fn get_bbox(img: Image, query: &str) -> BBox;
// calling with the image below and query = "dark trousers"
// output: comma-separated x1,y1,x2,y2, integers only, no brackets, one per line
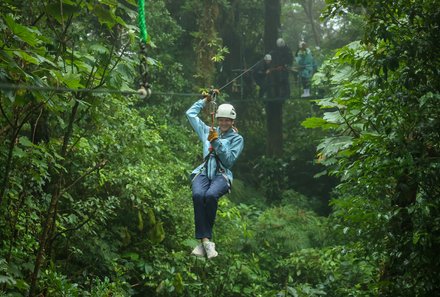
273,70,290,98
300,76,311,89
191,174,230,239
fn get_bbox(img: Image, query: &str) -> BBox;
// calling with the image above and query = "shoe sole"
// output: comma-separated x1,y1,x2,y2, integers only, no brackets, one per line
206,252,218,259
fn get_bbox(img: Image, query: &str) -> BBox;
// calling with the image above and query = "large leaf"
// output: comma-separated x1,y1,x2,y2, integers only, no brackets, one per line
301,117,338,130
323,110,344,124
12,50,39,65
53,71,84,89
93,5,118,29
317,136,354,157
4,15,41,47
45,3,78,24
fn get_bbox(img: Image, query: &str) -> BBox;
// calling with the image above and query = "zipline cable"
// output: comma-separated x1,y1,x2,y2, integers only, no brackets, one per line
217,59,262,91
0,82,303,102
0,83,199,97
0,56,265,99
0,60,265,98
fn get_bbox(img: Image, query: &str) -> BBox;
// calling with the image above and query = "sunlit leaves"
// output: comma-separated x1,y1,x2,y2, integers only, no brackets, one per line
302,116,338,130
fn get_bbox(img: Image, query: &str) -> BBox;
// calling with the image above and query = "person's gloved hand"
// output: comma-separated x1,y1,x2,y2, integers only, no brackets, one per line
208,129,218,142
203,89,220,102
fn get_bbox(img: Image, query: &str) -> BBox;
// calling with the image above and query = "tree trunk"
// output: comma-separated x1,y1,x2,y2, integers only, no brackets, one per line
28,100,80,297
264,0,283,156
219,0,242,95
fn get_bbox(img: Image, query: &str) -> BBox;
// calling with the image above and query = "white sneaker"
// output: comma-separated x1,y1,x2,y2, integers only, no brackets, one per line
203,241,218,259
301,89,310,98
191,243,206,257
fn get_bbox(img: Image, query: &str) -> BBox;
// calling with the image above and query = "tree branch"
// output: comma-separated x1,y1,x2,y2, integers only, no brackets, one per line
61,159,108,194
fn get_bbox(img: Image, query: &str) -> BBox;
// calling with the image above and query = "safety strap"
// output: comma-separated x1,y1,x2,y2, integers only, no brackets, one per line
203,150,225,177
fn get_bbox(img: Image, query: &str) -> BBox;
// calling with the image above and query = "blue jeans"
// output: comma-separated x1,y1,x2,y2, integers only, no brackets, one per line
191,173,230,239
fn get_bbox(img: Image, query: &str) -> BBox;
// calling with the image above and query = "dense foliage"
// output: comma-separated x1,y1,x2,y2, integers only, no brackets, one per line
1,0,439,296
303,0,440,295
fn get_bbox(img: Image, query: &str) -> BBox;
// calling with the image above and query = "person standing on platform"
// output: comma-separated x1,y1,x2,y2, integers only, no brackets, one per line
271,38,293,99
295,41,315,98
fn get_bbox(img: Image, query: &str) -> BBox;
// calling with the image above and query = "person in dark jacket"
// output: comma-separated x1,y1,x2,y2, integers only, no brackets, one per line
253,54,274,98
271,38,293,98
186,93,244,259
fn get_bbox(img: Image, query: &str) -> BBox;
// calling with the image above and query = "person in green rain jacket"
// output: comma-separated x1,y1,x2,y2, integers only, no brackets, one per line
186,94,244,259
295,41,315,97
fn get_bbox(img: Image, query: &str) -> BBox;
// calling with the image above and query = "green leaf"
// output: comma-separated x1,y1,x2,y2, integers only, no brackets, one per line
122,252,140,261
302,117,338,130
54,71,83,89
45,3,78,24
13,50,39,65
94,5,117,29
4,15,41,47
19,136,34,147
0,275,16,285
323,111,343,124
90,44,109,54
13,147,27,158
317,136,353,156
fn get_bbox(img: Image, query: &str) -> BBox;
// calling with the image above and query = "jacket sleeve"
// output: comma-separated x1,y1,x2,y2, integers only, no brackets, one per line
186,99,210,142
212,134,244,169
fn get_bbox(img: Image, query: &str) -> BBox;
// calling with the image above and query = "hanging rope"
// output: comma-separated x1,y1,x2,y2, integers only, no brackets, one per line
138,0,148,44
137,0,151,98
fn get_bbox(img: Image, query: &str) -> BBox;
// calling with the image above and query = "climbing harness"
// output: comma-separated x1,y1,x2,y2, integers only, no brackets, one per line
137,0,151,99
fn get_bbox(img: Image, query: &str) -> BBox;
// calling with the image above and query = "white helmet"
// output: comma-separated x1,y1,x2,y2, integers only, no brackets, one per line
276,38,285,47
264,54,272,61
216,103,236,119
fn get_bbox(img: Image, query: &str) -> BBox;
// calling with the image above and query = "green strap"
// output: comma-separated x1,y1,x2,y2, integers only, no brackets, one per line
138,0,148,43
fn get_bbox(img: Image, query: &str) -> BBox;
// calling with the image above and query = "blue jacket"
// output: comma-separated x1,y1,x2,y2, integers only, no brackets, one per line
295,48,314,79
186,99,244,184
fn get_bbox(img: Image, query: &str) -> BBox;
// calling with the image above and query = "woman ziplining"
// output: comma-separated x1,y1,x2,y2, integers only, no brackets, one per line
185,90,244,259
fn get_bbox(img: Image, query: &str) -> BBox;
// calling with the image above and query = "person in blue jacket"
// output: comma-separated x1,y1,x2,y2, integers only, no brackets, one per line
295,41,315,97
186,92,244,259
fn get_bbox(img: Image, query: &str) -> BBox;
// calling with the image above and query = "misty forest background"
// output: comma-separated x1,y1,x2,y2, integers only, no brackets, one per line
1,0,439,296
